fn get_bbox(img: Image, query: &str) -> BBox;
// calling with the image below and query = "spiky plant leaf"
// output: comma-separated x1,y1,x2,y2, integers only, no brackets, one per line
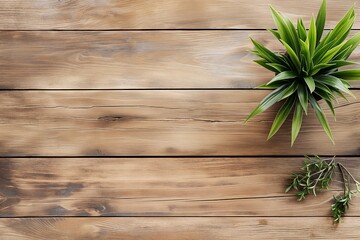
332,69,360,80
309,96,334,143
268,28,281,40
304,76,315,93
336,32,360,60
297,83,308,114
281,40,301,72
270,6,299,53
307,17,317,56
246,0,360,145
326,100,336,120
250,38,283,64
253,59,279,73
297,19,307,41
268,97,295,140
280,81,298,100
315,75,355,98
267,71,297,84
266,63,288,72
245,86,287,123
315,0,326,44
291,102,303,145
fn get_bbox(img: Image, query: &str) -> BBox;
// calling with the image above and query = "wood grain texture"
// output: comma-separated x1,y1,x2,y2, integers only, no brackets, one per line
1,217,360,239
0,90,359,156
0,157,359,217
1,31,360,89
1,0,360,30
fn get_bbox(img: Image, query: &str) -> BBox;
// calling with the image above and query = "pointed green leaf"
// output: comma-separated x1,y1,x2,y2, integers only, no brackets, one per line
315,82,332,94
318,42,346,64
268,97,295,140
312,63,335,75
319,60,357,73
250,38,283,64
315,75,355,98
297,19,307,41
244,86,287,123
300,39,311,72
307,16,317,56
253,59,279,73
332,46,352,61
281,40,301,72
284,17,300,54
313,38,336,64
332,69,360,80
297,83,308,114
333,88,349,102
270,6,299,53
325,100,336,120
341,79,352,88
304,76,315,93
314,88,332,101
322,6,354,47
267,71,297,85
291,102,304,146
267,29,281,40
309,95,334,144
266,63,288,72
335,32,360,60
315,0,327,44
256,82,283,89
280,81,299,100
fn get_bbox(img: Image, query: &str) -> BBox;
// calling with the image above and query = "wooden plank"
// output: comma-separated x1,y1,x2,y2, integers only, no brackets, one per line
1,0,360,30
1,217,360,239
0,90,359,156
0,157,359,216
1,31,360,89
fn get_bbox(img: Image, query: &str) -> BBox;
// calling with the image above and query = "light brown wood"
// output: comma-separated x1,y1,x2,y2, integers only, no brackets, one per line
0,90,359,156
1,31,360,89
1,1,360,238
0,157,359,217
1,0,360,30
1,217,360,239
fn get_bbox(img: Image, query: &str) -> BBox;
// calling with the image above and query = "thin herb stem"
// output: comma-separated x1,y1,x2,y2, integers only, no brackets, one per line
337,163,348,195
338,163,360,184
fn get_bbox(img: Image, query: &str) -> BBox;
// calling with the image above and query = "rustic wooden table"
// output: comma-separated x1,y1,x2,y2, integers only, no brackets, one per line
0,0,359,239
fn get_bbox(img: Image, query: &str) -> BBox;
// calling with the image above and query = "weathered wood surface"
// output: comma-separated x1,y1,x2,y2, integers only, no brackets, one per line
1,217,360,239
1,31,360,89
0,90,359,156
1,0,360,238
0,157,359,217
1,0,360,30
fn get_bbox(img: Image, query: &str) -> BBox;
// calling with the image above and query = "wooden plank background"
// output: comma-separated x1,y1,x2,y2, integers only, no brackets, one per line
0,0,359,239
1,0,360,30
1,31,360,89
0,91,359,156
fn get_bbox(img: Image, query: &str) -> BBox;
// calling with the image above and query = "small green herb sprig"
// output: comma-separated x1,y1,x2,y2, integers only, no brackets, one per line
285,155,336,200
332,163,360,223
286,156,360,223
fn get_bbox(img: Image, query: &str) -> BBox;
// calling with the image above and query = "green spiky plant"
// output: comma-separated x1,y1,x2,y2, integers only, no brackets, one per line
244,0,360,145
